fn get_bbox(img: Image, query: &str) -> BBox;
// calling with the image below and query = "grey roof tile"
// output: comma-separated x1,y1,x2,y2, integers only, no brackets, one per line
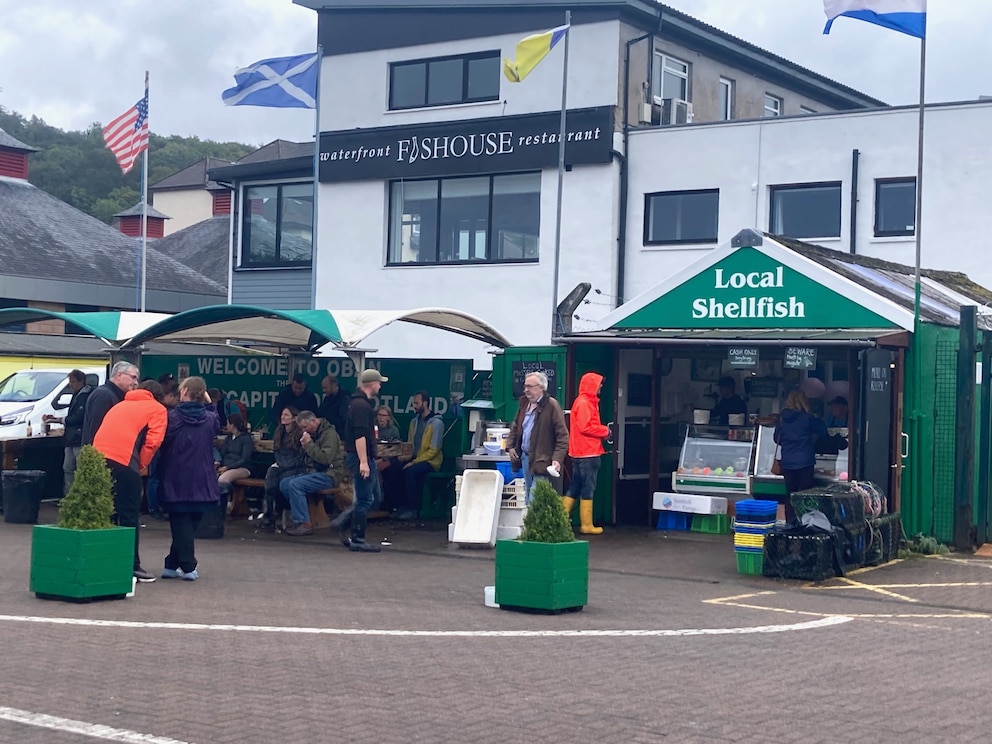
150,157,232,191
114,201,171,219
0,128,38,153
151,216,230,286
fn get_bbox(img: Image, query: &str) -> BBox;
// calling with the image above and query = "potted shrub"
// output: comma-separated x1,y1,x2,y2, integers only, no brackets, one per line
30,445,135,601
494,479,589,613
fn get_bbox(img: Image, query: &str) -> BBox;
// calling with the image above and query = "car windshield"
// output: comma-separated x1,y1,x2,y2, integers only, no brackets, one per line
0,371,68,403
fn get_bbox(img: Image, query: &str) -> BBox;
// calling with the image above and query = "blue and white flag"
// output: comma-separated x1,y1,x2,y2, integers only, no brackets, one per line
222,52,319,108
823,0,926,39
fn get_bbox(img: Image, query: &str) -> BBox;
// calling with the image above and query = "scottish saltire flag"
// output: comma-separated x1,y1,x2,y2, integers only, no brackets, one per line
503,24,570,83
824,0,927,39
103,73,150,175
222,52,319,108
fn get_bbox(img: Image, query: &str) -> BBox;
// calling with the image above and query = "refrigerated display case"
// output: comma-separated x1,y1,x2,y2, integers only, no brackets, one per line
671,425,754,495
750,424,850,499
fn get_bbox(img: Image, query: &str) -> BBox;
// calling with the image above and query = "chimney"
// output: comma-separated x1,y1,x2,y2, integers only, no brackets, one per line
114,202,170,239
212,189,232,216
0,129,38,180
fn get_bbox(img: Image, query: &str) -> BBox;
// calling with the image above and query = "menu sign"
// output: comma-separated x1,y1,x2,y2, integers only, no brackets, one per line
728,347,759,369
511,360,558,399
784,346,817,370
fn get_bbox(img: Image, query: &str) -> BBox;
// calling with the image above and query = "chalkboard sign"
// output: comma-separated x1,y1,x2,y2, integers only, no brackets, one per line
728,347,759,369
512,360,559,398
746,377,780,398
626,373,652,408
784,347,817,370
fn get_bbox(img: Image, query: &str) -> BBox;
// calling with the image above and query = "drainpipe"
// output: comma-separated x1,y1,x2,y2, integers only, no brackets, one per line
616,16,661,308
850,149,860,254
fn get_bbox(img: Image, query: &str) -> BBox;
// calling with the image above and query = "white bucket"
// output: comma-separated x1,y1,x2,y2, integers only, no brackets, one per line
728,413,746,426
693,409,711,425
486,427,511,450
484,585,499,608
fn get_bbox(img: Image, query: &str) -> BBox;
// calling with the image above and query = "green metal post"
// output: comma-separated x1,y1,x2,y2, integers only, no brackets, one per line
954,306,977,550
979,332,992,546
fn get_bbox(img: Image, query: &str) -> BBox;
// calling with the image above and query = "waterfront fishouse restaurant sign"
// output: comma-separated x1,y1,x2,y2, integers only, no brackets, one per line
606,246,909,331
318,106,613,182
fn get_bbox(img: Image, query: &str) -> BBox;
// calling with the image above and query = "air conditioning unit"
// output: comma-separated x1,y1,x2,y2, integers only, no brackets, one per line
657,98,693,125
639,102,653,124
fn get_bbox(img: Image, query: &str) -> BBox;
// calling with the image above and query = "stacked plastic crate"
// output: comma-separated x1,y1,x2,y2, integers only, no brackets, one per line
732,499,778,575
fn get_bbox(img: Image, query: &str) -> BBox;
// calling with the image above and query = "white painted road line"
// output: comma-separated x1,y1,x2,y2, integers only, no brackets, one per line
0,613,852,637
0,705,192,743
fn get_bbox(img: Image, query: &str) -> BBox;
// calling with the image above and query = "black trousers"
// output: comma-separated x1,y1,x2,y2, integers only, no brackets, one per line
782,465,816,523
108,460,143,570
166,512,204,573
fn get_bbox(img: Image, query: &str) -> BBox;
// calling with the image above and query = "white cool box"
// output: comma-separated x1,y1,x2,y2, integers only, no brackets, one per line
652,492,728,515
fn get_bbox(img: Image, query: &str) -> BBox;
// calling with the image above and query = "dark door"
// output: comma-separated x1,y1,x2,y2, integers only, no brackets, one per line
856,348,897,504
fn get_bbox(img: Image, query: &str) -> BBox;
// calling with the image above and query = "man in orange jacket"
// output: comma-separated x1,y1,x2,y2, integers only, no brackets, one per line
93,379,168,582
564,372,611,534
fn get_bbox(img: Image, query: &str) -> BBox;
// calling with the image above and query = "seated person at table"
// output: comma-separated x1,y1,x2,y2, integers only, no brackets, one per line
279,410,344,536
375,406,402,511
260,406,306,528
216,414,254,514
270,373,318,429
709,376,748,426
392,391,444,521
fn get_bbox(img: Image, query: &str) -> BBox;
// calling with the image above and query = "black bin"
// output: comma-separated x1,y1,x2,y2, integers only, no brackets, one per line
194,494,228,539
3,470,47,524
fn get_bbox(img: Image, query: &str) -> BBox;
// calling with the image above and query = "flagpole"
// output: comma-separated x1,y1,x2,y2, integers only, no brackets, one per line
550,9,570,338
140,70,149,313
908,35,926,517
310,45,323,311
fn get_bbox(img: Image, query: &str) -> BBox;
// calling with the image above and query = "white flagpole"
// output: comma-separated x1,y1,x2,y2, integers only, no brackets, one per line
912,36,926,328
140,69,149,313
310,47,323,311
550,10,570,338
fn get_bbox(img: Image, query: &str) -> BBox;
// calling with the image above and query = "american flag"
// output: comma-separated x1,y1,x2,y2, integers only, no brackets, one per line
103,74,149,175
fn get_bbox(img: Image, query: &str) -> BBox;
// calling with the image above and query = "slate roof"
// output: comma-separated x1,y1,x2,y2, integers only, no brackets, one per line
0,177,225,297
236,140,312,164
114,201,171,220
150,216,230,287
0,128,38,153
150,157,232,192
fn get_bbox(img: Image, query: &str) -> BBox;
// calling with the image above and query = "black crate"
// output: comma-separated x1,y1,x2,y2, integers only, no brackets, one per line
763,532,837,582
791,488,865,528
865,512,902,565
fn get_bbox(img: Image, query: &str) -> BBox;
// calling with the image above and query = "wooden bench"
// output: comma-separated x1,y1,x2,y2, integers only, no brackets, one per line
231,477,351,529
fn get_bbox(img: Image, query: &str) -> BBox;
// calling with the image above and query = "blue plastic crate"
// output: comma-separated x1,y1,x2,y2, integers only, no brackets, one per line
656,511,692,531
495,461,522,481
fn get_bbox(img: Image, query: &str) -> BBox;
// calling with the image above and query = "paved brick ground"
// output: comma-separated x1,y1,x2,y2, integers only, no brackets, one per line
2,503,991,743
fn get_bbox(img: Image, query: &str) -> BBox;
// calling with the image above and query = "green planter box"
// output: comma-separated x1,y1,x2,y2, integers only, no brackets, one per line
30,525,135,601
494,539,588,613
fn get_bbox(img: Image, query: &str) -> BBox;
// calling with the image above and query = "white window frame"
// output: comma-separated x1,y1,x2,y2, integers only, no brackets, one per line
763,94,783,117
799,105,817,115
652,52,689,103
718,77,734,121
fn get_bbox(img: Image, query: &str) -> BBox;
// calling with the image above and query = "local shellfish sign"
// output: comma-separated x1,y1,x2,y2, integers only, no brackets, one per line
693,266,805,319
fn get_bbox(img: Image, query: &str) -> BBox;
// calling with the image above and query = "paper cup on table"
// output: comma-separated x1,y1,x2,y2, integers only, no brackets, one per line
693,409,711,425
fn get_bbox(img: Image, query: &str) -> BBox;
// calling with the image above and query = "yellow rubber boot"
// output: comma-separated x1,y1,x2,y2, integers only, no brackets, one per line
579,500,603,534
561,496,576,516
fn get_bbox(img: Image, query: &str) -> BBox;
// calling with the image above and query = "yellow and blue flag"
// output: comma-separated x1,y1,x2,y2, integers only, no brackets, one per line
503,24,570,83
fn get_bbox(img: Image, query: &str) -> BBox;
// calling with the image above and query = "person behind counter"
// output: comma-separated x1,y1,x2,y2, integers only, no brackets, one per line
823,396,850,428
710,376,748,426
774,390,828,522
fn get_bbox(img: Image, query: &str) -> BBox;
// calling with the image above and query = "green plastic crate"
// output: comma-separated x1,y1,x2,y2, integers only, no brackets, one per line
691,513,730,534
735,550,764,576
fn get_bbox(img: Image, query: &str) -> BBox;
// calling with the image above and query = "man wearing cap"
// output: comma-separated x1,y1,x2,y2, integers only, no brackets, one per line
824,396,850,428
709,376,748,426
270,373,318,429
337,368,388,552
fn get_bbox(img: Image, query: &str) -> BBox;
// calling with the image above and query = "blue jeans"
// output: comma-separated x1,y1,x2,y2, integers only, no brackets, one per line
401,461,434,513
567,456,600,501
345,453,379,531
280,470,336,525
521,452,550,505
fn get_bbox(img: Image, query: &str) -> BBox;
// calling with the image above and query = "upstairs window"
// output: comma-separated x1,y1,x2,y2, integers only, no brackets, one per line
770,182,842,240
644,189,719,245
389,51,500,110
652,53,689,102
240,183,313,267
764,94,783,117
718,78,734,121
874,178,916,237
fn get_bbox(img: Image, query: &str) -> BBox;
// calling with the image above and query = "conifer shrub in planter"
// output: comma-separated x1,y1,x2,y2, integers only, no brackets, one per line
30,445,135,601
495,479,588,613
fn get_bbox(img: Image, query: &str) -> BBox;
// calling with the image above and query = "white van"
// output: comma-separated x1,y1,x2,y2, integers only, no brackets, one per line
0,367,106,441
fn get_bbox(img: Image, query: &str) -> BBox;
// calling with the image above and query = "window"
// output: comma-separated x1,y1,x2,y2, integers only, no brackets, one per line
763,94,782,117
770,183,842,239
240,183,313,267
800,105,817,115
652,53,689,102
389,52,500,110
644,189,719,245
718,78,734,121
388,173,541,264
874,178,916,237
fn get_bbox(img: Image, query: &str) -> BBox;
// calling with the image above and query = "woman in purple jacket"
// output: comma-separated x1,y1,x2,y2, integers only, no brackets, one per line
773,389,828,522
157,376,221,581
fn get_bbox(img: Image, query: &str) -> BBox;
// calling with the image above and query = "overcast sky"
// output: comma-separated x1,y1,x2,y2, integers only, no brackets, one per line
0,1,988,147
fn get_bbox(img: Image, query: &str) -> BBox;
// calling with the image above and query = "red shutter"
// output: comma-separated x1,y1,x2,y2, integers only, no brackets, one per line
0,150,28,179
212,191,232,216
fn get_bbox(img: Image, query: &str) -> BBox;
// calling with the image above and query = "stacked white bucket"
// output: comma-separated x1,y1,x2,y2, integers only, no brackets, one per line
448,475,528,541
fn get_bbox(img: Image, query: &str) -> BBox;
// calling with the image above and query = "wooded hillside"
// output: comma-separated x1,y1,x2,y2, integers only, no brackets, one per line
0,107,253,224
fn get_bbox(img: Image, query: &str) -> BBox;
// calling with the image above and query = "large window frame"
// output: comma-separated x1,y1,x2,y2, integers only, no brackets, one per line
388,51,500,111
239,181,313,269
769,182,842,240
652,52,690,103
763,94,783,117
387,172,541,266
643,189,720,246
874,177,917,237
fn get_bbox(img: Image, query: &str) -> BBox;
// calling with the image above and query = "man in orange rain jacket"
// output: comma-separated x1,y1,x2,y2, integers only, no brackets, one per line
564,372,611,534
93,379,168,583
